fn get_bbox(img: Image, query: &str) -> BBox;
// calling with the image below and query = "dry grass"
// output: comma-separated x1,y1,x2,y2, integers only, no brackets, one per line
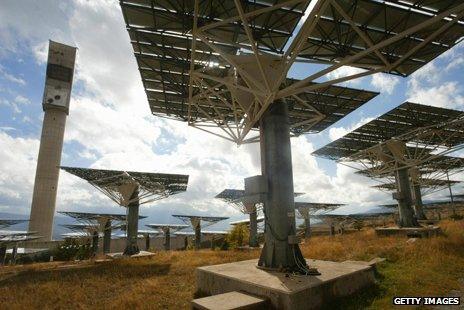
1,220,463,309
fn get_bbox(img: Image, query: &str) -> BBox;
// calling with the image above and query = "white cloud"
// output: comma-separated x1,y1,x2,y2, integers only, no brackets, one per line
0,131,39,213
328,117,374,141
407,79,464,110
325,66,367,86
370,73,399,94
0,65,26,85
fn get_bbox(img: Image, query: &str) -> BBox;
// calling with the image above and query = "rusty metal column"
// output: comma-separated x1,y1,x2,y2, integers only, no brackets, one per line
258,101,307,272
394,168,419,227
249,209,259,247
124,186,140,255
412,184,427,220
103,220,112,254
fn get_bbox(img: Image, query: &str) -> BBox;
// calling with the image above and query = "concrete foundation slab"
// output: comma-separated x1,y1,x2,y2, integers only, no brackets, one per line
375,226,441,238
192,291,268,310
196,259,375,309
106,250,155,259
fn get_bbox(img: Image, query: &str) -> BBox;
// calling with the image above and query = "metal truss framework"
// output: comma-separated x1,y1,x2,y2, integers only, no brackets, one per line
294,202,343,219
121,0,464,144
58,211,142,236
61,167,189,207
215,188,303,214
373,178,461,196
172,214,229,229
145,223,189,234
313,103,464,176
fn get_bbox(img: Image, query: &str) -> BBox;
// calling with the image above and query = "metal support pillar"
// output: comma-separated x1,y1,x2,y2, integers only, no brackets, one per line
124,186,140,255
194,223,201,250
164,228,171,251
210,235,215,249
0,246,6,265
184,236,188,250
92,231,99,256
249,210,259,247
11,245,17,265
103,220,111,254
412,184,427,220
145,234,150,251
257,101,309,273
394,168,420,227
446,171,457,217
304,217,311,238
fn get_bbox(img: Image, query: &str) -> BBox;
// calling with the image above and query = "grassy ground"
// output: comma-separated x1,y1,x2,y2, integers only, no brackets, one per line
0,220,463,309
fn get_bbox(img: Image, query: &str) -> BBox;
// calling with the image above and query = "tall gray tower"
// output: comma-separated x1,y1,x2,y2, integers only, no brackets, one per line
29,41,76,241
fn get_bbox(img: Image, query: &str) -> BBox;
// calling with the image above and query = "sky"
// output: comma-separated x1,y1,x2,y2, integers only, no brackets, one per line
1,0,464,230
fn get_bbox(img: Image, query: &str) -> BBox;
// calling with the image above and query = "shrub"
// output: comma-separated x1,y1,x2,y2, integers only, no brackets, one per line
52,239,91,261
226,224,249,249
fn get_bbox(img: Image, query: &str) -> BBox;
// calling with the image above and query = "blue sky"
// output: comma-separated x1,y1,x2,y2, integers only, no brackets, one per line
1,1,463,232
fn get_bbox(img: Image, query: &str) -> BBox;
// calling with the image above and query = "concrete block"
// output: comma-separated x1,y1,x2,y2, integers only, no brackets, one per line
196,259,375,309
375,226,441,238
192,291,268,310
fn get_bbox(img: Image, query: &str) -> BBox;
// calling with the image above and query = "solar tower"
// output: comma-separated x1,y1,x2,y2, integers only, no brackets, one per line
172,215,228,250
121,1,464,272
145,224,188,250
29,41,77,241
61,167,188,255
313,102,464,227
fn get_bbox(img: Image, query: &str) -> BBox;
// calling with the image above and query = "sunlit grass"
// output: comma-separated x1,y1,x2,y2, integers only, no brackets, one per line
0,220,462,309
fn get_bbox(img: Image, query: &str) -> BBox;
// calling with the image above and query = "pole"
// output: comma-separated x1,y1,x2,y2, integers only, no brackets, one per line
194,222,201,250
446,171,457,217
11,245,17,265
124,186,140,255
257,101,309,272
103,219,112,254
394,168,420,227
249,209,259,247
164,228,171,251
0,246,6,265
92,231,99,256
412,184,427,220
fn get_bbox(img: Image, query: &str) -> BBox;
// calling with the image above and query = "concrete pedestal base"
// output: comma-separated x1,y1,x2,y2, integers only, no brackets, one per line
106,250,155,259
418,219,439,226
196,259,375,309
375,226,441,238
